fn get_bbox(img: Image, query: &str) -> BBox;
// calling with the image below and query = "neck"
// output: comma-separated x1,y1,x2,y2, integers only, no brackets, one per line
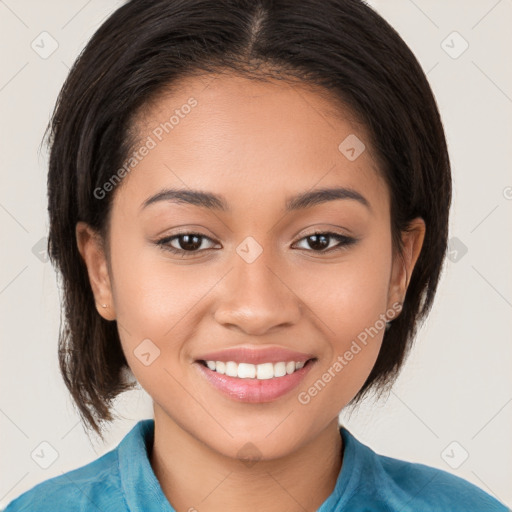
150,407,343,512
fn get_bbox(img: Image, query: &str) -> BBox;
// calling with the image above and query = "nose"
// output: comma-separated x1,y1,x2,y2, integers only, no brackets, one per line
213,248,302,336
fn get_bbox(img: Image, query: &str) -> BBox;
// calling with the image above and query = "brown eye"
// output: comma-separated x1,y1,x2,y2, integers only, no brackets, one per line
293,232,357,253
173,234,202,251
156,233,218,255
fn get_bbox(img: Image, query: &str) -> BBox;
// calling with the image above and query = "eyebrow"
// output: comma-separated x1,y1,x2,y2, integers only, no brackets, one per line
141,186,371,213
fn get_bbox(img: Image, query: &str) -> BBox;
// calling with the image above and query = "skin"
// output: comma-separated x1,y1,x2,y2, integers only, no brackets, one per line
77,72,425,512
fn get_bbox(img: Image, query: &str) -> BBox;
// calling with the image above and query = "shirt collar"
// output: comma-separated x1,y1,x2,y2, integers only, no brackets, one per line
317,425,365,511
118,419,175,512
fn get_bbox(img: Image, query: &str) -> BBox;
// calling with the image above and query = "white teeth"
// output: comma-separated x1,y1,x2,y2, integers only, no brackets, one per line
203,360,309,379
225,361,238,377
237,362,256,379
274,362,286,377
256,362,274,380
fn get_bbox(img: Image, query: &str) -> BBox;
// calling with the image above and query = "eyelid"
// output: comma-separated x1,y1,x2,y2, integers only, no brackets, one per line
291,222,355,239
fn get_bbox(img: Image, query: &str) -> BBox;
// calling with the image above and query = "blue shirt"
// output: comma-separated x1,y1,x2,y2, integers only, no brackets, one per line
4,419,508,511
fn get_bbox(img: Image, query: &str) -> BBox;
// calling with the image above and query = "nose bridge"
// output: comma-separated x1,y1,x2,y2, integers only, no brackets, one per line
213,237,301,335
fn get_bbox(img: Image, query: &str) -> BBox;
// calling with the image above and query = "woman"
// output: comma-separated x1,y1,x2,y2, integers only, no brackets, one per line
4,0,508,510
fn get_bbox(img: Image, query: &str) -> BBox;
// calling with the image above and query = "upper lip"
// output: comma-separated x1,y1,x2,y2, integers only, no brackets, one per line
195,345,315,365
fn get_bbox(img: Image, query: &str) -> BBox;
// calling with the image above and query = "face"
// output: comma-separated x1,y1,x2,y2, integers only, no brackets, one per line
77,73,425,460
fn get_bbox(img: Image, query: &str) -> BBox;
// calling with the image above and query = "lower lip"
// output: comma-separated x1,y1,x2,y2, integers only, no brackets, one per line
194,360,315,403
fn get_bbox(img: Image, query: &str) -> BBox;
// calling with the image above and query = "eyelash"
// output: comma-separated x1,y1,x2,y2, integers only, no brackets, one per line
155,231,357,257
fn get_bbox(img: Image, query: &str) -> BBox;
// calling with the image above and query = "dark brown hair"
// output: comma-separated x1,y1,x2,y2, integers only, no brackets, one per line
46,0,451,438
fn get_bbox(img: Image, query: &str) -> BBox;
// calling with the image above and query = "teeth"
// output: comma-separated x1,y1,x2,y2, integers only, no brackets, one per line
274,362,286,377
238,362,256,379
256,362,274,380
225,361,238,377
204,360,308,379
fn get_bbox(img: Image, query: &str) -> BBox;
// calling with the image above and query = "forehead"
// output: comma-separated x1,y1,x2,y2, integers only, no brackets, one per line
115,72,388,215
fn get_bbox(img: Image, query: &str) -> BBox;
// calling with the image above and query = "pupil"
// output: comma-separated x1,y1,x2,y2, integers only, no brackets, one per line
180,234,201,251
308,234,329,250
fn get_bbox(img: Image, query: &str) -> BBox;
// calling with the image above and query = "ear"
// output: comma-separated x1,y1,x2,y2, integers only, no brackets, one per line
76,221,116,321
387,217,426,313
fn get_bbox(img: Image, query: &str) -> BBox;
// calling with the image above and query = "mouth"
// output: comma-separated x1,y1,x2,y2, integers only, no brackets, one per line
197,358,316,379
193,356,317,403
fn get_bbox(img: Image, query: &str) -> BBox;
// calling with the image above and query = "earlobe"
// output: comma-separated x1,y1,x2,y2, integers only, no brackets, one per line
387,217,426,313
75,221,116,321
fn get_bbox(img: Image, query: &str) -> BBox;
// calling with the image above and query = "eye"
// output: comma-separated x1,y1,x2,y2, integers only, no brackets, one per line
155,230,357,257
293,232,357,253
156,232,219,256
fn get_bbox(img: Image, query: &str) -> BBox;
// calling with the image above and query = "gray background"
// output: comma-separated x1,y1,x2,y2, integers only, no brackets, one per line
1,0,511,508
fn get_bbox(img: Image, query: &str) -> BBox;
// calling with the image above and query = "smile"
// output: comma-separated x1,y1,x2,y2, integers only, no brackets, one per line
200,360,307,379
194,357,316,403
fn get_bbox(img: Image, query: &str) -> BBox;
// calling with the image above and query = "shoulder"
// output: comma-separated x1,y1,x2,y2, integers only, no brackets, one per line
376,453,508,511
339,428,509,512
3,449,127,512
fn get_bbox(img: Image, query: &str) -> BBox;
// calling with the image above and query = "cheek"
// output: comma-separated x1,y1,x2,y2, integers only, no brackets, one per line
107,229,199,387
109,227,202,335
298,230,392,344
295,232,392,408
